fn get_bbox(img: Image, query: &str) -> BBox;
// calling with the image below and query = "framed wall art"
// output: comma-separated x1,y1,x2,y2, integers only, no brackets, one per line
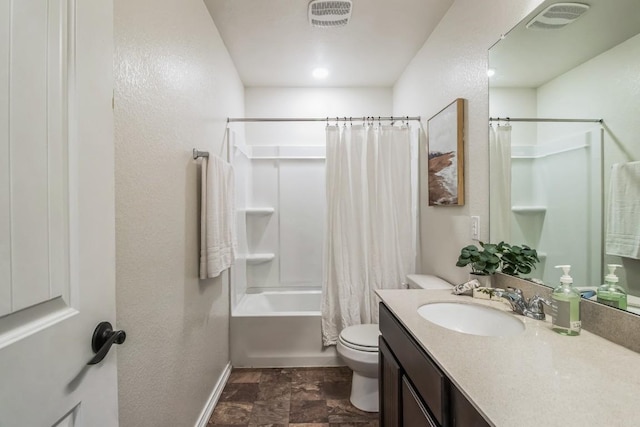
427,98,464,206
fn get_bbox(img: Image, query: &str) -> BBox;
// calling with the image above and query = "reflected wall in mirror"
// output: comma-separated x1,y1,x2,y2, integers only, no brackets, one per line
489,0,640,314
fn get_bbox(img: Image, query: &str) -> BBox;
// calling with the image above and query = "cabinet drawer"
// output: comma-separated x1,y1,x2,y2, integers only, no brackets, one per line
380,303,448,426
402,376,439,427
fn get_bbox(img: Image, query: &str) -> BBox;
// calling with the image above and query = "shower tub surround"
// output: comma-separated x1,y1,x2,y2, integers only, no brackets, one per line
231,290,340,367
230,142,332,367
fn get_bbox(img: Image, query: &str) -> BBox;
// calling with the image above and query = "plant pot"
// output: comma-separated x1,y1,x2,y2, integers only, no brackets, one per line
469,272,493,288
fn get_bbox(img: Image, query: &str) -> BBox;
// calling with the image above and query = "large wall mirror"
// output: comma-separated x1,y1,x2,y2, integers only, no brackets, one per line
489,0,640,314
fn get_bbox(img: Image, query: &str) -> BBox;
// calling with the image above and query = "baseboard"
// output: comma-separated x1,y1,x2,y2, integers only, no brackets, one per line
195,362,232,427
232,353,342,368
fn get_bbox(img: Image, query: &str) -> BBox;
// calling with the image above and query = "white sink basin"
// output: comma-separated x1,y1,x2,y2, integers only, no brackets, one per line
417,302,525,337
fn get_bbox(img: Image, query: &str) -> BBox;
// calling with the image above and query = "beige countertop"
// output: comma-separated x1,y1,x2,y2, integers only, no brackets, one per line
377,289,640,427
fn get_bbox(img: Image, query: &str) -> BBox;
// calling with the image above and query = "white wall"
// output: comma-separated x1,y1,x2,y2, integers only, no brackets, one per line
114,0,244,425
489,88,537,146
393,0,544,284
244,87,393,145
231,88,393,293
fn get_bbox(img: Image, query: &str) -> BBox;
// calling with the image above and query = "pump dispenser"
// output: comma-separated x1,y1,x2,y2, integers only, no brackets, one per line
551,265,581,336
597,264,627,310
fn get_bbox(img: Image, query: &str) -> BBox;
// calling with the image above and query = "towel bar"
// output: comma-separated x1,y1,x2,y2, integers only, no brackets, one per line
193,149,209,159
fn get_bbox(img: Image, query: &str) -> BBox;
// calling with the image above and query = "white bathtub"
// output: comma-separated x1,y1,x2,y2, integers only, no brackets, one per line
230,290,341,367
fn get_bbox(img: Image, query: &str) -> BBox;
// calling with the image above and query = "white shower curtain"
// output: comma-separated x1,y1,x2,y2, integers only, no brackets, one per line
489,125,512,244
321,124,415,346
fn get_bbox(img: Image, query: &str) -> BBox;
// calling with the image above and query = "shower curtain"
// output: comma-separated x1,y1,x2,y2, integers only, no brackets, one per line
489,125,512,244
321,124,415,346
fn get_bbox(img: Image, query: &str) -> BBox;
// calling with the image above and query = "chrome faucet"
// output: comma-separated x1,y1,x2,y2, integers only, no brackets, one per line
492,287,552,320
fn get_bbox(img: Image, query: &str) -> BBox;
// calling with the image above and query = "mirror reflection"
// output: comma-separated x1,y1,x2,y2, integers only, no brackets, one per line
488,0,640,314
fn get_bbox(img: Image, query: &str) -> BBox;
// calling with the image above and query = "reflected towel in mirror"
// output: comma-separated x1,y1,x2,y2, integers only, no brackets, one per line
606,161,640,259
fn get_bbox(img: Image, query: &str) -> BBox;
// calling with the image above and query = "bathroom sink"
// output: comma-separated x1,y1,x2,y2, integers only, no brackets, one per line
417,302,524,337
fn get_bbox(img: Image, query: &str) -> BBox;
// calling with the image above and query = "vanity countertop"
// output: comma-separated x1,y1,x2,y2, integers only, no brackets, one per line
377,289,640,427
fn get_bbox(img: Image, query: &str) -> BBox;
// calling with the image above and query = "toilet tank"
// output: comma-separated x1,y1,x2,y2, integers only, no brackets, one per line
406,274,452,290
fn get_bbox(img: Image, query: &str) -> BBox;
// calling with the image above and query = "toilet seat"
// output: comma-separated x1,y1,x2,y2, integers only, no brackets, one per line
339,324,379,353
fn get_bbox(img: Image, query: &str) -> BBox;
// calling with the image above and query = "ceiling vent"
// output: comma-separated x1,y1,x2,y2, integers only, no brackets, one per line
308,0,352,28
526,3,590,30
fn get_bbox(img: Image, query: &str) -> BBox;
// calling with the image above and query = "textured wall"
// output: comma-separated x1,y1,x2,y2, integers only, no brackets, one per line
393,0,543,284
113,0,244,425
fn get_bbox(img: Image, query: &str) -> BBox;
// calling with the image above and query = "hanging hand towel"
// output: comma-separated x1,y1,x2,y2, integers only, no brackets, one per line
606,161,640,259
200,155,237,279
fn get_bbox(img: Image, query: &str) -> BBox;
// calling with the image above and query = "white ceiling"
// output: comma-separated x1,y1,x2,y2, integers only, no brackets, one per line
204,0,454,87
489,0,640,88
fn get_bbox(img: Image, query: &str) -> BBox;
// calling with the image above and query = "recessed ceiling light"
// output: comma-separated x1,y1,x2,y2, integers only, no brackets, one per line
312,67,329,79
487,68,496,77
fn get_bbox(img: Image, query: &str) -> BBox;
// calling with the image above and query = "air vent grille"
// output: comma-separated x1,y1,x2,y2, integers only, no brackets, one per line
526,3,590,30
308,0,352,28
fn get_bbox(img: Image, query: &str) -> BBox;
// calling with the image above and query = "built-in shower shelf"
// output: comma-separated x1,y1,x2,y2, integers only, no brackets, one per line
244,207,275,216
511,206,547,214
537,251,547,259
244,253,275,264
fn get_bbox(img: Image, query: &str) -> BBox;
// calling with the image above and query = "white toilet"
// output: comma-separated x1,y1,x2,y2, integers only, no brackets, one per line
336,274,452,412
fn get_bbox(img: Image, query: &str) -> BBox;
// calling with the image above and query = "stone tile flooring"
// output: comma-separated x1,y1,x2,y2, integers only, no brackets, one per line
208,367,379,427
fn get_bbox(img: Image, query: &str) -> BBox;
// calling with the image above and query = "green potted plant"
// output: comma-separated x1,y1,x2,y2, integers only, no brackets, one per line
456,242,501,287
499,243,540,277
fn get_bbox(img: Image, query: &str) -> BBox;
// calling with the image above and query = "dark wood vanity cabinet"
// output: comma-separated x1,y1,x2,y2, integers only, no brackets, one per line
379,303,490,427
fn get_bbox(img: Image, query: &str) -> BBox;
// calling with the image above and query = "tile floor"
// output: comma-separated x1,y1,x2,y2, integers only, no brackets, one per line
208,367,379,426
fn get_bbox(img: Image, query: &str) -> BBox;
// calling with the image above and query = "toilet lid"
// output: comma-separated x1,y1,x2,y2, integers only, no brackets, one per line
339,324,379,351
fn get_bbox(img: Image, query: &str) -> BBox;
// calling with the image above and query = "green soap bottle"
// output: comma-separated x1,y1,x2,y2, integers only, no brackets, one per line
597,264,627,310
551,265,581,336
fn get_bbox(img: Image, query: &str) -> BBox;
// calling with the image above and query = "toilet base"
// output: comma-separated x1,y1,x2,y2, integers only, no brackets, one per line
349,371,379,413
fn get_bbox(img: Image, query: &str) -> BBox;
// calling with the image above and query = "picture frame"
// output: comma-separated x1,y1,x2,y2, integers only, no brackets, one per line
427,98,465,206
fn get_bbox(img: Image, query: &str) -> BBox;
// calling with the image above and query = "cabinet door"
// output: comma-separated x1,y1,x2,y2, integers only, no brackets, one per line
402,376,439,427
380,303,447,425
380,336,403,427
451,384,490,427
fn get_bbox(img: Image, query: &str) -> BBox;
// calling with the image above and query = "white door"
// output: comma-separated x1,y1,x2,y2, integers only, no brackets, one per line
0,0,118,426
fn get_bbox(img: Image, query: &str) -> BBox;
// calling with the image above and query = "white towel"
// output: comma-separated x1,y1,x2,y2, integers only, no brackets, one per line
606,161,640,259
200,155,237,279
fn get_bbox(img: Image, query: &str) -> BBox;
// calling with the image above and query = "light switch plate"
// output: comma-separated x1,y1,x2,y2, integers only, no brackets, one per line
471,216,480,241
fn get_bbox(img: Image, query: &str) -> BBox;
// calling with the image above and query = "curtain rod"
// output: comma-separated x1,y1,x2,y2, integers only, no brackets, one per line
227,116,421,123
489,117,603,123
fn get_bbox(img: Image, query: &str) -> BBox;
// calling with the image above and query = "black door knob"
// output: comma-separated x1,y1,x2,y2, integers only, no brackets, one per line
87,321,126,365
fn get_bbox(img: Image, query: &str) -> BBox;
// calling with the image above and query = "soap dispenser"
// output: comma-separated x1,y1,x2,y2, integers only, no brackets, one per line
551,265,581,336
597,264,627,310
